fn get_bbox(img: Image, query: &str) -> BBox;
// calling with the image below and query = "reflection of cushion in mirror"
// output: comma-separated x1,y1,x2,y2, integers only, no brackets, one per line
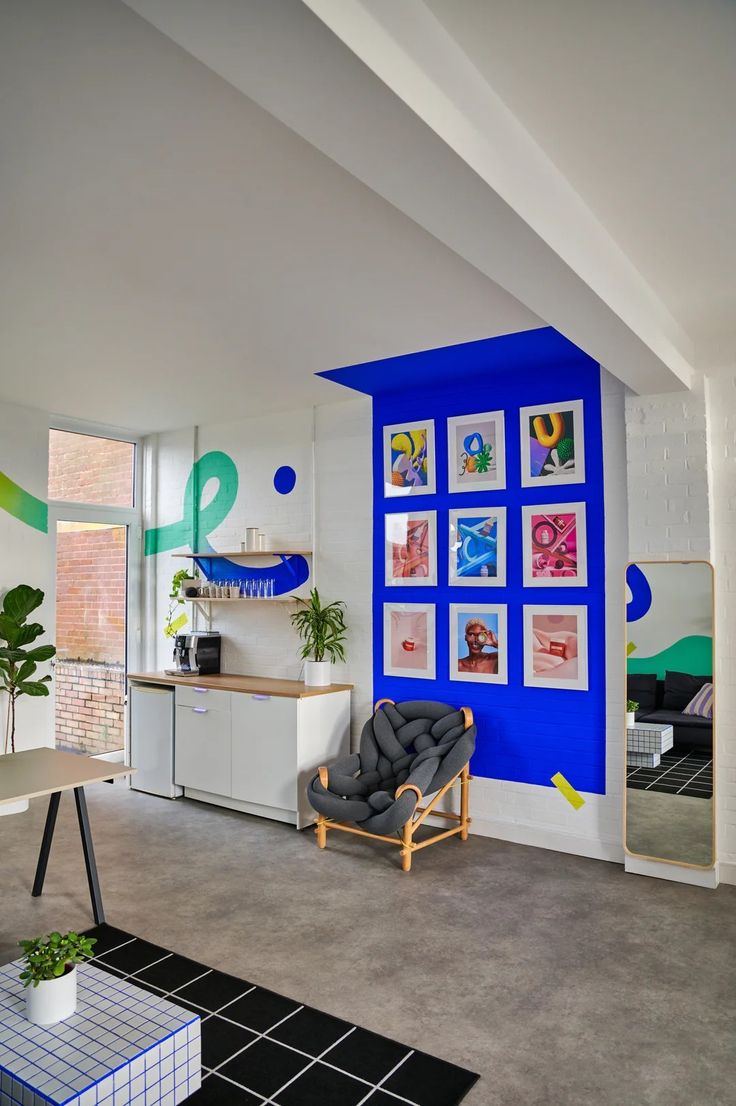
683,682,713,719
662,670,712,711
627,672,657,714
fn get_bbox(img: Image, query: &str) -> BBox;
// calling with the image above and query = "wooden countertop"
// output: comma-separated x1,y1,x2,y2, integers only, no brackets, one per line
0,747,132,805
127,672,353,699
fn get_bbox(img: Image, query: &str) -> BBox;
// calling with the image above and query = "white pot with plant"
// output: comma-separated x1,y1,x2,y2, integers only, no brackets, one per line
290,588,347,687
0,585,56,817
20,930,97,1025
626,699,639,729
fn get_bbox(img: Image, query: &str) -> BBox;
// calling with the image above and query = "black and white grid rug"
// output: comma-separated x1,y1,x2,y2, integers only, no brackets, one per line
82,925,478,1106
627,751,713,799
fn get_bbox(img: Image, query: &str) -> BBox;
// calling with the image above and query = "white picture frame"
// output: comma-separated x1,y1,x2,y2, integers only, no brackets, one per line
384,510,437,587
523,604,589,690
383,602,436,680
447,410,506,493
448,507,507,587
449,604,508,684
519,399,585,487
383,419,436,497
521,502,587,587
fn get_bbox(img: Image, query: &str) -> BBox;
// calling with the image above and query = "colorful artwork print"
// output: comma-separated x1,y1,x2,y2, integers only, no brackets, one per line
522,502,587,587
383,420,436,497
449,604,508,684
447,411,506,492
384,511,437,586
520,400,585,487
523,605,588,690
383,603,436,679
449,507,506,587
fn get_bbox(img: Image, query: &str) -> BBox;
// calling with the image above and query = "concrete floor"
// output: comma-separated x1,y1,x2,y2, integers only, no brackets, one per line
2,784,735,1106
626,789,714,866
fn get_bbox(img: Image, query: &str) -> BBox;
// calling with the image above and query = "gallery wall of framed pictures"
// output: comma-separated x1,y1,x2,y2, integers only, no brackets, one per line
371,355,607,795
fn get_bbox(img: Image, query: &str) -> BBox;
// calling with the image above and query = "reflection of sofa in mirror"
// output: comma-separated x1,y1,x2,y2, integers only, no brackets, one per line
627,671,712,754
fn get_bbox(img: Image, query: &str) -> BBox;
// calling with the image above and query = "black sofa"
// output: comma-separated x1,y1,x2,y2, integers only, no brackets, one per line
627,671,712,754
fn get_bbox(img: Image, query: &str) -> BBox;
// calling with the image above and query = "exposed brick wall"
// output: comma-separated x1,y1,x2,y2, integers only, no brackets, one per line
56,526,126,663
55,659,124,754
48,429,134,507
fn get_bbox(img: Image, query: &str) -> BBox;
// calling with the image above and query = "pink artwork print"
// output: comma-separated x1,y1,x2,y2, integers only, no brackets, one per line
530,512,578,579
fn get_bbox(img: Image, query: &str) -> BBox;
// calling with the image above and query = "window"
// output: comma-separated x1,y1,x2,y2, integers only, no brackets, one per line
48,429,136,507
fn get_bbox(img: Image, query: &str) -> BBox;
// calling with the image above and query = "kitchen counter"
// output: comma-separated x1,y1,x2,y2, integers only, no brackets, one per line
127,671,353,699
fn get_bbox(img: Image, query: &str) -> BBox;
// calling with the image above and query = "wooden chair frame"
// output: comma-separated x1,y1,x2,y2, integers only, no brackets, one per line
314,700,473,871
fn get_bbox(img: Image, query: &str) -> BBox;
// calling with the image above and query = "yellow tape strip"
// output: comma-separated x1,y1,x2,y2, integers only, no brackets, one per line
551,771,585,811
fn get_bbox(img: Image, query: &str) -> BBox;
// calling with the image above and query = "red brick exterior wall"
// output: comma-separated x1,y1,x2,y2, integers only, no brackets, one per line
56,526,127,663
55,660,125,755
48,430,135,507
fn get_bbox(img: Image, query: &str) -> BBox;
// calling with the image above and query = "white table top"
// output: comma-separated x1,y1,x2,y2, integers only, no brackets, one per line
0,747,133,805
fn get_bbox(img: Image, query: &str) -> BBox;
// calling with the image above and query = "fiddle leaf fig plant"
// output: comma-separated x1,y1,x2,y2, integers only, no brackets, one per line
290,588,347,663
19,931,96,988
0,585,56,755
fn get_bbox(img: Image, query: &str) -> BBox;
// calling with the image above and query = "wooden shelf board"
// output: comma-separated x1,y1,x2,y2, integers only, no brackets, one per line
186,597,296,604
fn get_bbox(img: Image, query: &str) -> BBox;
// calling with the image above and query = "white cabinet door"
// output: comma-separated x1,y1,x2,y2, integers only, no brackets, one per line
231,694,298,811
174,704,231,796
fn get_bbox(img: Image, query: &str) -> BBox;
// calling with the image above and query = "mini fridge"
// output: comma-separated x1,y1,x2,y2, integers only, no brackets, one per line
129,683,182,798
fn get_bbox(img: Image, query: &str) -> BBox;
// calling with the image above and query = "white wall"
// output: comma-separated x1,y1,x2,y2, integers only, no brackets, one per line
625,385,710,560
0,400,53,752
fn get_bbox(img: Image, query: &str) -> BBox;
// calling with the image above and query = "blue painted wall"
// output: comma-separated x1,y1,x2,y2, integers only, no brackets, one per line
323,328,607,795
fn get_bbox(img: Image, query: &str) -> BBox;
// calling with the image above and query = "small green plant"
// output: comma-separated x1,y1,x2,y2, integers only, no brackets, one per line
19,931,96,988
0,585,56,755
290,588,347,663
164,568,197,639
627,699,639,713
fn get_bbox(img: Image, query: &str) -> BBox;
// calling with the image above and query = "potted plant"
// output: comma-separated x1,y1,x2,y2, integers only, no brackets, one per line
164,568,193,639
626,699,639,729
290,588,347,686
19,930,96,1025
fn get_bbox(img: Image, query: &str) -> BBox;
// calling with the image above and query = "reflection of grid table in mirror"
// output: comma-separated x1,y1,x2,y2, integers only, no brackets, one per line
0,962,200,1106
626,722,674,768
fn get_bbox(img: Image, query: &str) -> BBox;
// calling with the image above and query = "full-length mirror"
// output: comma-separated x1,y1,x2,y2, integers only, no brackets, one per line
625,561,714,867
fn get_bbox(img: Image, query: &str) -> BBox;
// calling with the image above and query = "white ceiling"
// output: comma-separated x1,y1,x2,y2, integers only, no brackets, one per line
425,0,736,349
0,0,540,433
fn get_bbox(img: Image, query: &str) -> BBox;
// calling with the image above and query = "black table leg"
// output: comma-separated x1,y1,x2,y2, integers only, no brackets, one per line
32,792,61,898
74,787,105,926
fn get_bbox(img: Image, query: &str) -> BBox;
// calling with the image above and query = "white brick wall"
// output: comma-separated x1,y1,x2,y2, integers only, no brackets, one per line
704,370,736,882
625,385,710,560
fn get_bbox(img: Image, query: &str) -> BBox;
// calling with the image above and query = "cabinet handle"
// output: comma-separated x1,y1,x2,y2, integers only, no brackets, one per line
193,687,208,693
251,695,271,701
192,707,208,714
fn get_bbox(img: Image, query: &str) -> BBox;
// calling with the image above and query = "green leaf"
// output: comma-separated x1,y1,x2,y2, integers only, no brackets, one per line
2,585,44,624
24,644,56,663
17,680,51,697
17,659,37,683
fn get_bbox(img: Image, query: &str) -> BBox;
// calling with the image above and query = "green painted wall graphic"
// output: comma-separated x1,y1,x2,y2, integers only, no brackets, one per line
627,635,713,680
144,451,238,556
0,471,48,533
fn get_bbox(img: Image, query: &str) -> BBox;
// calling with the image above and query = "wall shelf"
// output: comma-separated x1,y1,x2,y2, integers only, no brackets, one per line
173,550,312,559
185,597,296,604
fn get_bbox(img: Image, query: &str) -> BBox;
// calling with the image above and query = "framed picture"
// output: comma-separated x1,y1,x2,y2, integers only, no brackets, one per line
385,510,437,586
523,605,588,690
449,604,508,684
522,503,587,587
383,420,436,497
447,410,506,493
448,507,507,586
519,400,585,487
383,602,436,679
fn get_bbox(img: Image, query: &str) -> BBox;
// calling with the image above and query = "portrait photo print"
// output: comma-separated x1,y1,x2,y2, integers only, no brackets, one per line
383,602,436,679
449,604,508,684
523,605,588,690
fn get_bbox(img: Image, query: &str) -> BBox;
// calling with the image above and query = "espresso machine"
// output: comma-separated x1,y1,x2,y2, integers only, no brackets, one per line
168,631,221,676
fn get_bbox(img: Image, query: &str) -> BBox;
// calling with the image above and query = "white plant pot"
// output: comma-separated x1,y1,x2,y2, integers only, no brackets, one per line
25,966,77,1026
626,711,636,729
304,660,332,687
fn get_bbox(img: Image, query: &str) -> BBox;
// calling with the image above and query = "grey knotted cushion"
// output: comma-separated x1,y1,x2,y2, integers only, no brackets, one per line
307,700,476,835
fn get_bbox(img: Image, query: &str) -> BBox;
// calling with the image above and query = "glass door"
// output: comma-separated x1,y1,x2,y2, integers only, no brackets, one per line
54,521,128,755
